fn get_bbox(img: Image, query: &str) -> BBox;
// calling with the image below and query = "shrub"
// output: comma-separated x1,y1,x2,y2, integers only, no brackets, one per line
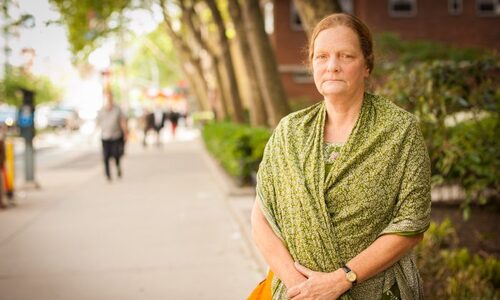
416,219,500,299
202,121,271,186
371,32,492,82
374,32,489,66
447,116,500,209
377,57,500,213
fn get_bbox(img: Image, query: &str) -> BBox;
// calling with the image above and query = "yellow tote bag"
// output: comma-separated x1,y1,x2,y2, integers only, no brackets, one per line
247,271,273,300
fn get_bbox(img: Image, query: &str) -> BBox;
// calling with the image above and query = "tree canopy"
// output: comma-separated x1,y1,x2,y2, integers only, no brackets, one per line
128,26,182,88
49,0,133,58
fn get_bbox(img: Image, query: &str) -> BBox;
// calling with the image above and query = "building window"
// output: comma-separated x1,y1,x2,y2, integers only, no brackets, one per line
388,0,417,17
339,0,354,14
476,0,500,16
449,0,463,15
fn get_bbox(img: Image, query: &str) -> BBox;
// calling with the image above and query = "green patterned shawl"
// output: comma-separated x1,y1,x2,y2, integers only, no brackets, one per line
256,93,431,300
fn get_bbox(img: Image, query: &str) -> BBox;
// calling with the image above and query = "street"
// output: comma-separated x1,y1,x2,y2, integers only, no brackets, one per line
0,126,263,300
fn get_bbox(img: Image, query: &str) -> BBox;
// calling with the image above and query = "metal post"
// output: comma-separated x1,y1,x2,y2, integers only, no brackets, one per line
24,137,34,181
19,89,39,189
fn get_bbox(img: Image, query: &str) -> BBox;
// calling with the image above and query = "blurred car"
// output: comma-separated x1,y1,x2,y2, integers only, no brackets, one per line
47,107,81,130
0,105,18,131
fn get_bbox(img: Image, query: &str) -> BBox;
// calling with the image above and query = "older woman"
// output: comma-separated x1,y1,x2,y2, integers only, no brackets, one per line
251,13,430,300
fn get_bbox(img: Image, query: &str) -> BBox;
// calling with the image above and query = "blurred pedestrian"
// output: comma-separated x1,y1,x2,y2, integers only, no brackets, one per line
151,105,167,146
141,107,152,147
97,92,128,181
167,108,180,138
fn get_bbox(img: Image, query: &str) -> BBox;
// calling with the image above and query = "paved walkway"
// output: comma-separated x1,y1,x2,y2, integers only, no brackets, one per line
0,132,263,300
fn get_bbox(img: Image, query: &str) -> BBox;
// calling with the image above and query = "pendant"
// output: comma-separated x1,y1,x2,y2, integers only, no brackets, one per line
329,152,340,161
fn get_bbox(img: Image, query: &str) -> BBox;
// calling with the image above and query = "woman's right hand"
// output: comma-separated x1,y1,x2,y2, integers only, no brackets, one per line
286,263,350,300
283,272,308,290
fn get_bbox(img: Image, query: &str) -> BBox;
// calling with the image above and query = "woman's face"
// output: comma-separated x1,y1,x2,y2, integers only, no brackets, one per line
312,25,369,98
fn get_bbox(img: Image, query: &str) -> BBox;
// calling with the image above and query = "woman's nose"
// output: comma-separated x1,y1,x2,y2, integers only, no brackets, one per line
326,56,340,72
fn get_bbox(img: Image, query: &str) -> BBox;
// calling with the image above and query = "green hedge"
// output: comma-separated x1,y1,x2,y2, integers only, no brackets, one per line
447,117,499,204
374,32,489,64
377,57,500,213
372,32,491,80
416,219,500,299
202,122,271,186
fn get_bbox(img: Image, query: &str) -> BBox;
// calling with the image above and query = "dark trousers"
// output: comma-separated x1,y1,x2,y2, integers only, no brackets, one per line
143,126,163,146
102,138,122,179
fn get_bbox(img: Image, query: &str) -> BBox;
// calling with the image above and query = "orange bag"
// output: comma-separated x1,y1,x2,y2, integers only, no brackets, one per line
247,271,273,300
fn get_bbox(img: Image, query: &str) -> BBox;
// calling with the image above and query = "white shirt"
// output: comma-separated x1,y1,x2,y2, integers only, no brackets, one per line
154,111,163,127
97,105,124,140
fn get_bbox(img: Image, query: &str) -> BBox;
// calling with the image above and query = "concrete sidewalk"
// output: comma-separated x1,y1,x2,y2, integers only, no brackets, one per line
0,134,263,300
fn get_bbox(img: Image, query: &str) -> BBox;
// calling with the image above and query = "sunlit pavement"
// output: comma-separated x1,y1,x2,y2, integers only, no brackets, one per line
0,125,263,300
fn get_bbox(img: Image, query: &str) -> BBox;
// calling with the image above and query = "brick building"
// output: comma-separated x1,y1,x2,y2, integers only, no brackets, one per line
267,0,500,103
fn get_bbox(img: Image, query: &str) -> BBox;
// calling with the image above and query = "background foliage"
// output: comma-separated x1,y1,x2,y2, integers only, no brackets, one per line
202,122,271,185
416,219,500,299
377,56,500,217
49,0,132,58
128,26,182,88
373,32,491,70
0,68,62,105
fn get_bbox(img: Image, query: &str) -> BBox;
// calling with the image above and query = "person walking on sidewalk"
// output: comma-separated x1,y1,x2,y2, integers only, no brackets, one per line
167,108,180,138
149,104,167,146
250,13,430,299
140,107,152,147
97,91,128,181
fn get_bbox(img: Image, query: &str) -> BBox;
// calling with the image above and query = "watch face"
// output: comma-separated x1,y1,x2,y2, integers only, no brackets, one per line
346,271,357,282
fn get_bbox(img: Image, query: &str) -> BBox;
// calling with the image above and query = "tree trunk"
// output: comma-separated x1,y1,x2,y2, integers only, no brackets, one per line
242,0,289,127
159,4,211,112
205,0,245,123
179,0,231,121
212,56,229,120
180,60,209,111
227,0,268,126
293,0,341,38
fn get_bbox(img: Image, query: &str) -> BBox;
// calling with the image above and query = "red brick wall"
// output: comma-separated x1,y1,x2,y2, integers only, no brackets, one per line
272,0,308,65
281,73,322,102
272,0,320,104
356,0,500,49
271,0,499,105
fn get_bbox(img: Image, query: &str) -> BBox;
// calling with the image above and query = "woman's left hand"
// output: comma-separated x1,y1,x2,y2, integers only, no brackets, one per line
286,262,351,300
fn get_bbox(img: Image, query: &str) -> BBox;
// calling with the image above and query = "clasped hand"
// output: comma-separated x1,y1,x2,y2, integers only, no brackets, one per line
286,262,351,300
